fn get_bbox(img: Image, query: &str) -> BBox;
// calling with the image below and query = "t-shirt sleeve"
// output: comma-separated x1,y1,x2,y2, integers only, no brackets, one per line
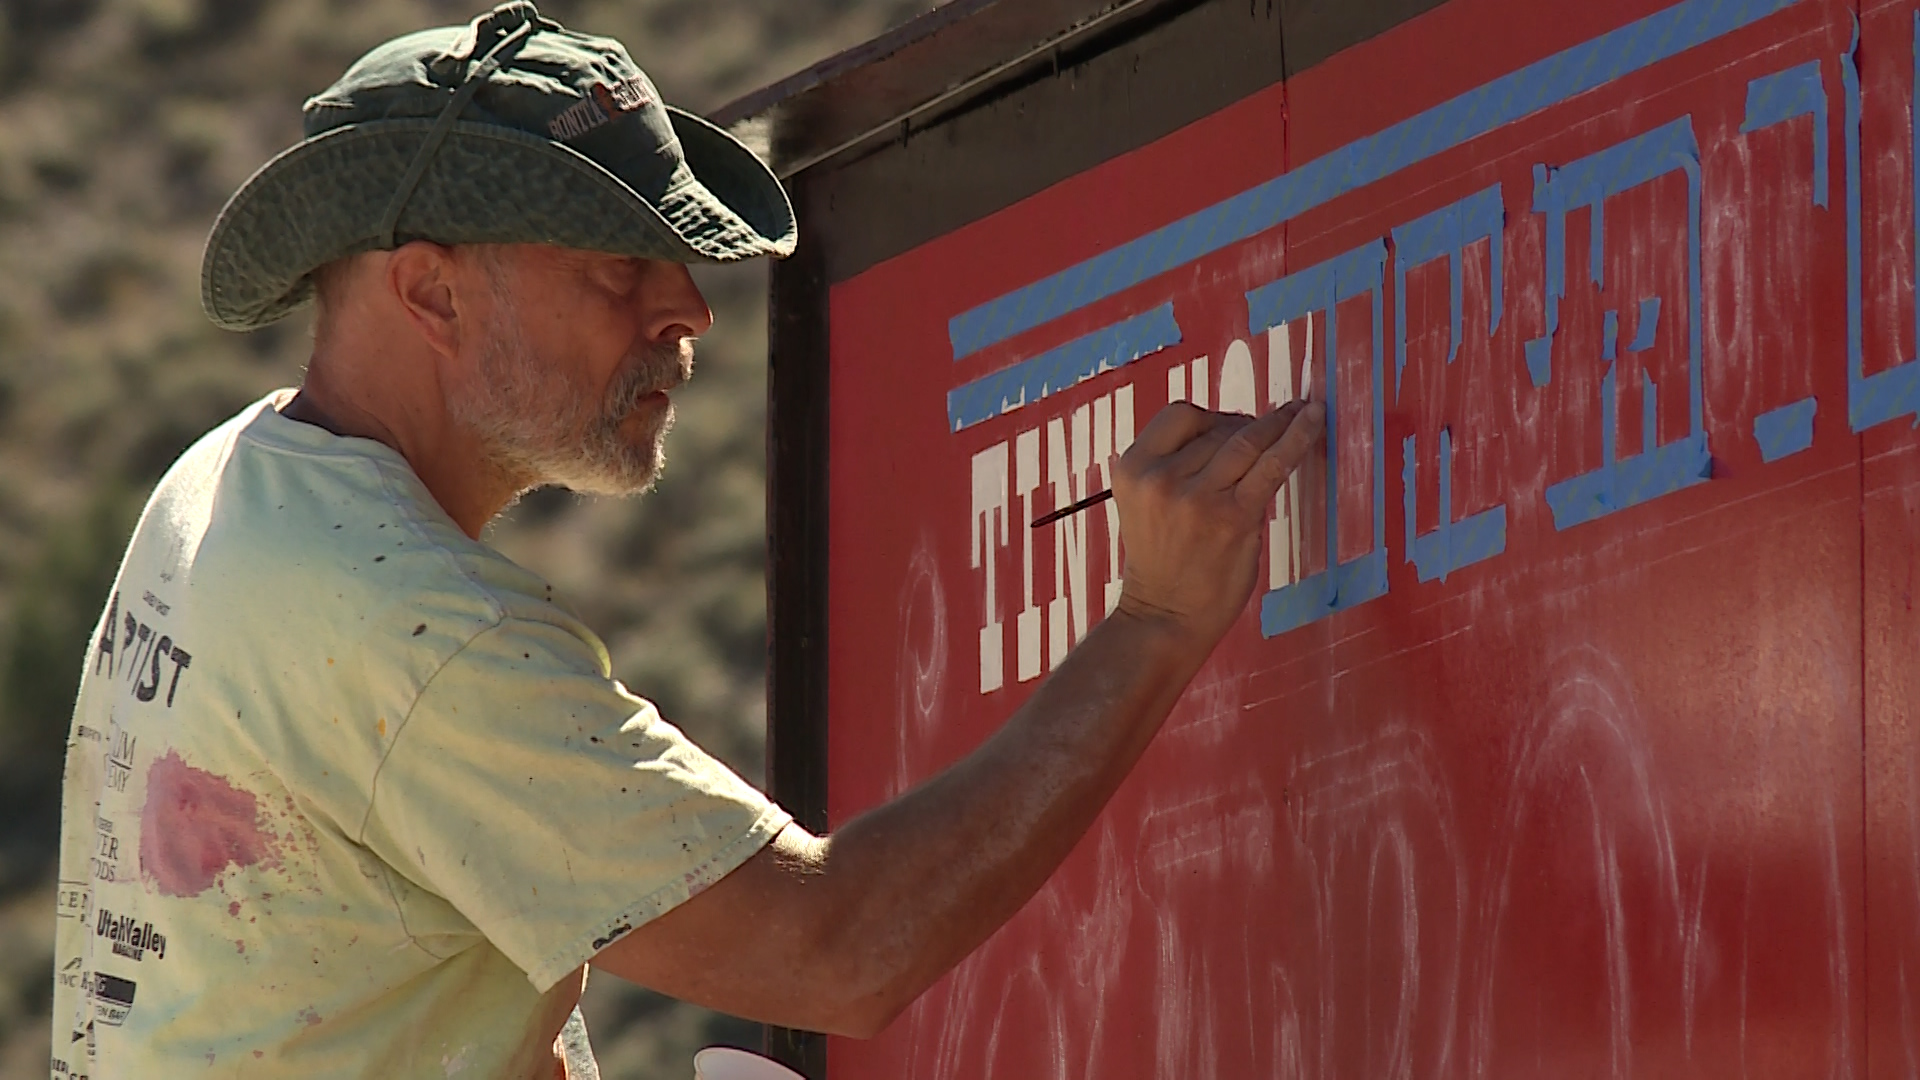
360,617,792,991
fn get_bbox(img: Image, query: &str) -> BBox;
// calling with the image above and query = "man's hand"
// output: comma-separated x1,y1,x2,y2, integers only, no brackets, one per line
1112,400,1326,642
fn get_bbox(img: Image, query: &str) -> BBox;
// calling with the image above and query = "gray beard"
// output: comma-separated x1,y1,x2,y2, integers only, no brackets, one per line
449,299,681,498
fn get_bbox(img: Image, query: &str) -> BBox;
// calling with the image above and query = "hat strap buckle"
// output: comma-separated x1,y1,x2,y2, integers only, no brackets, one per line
374,16,542,251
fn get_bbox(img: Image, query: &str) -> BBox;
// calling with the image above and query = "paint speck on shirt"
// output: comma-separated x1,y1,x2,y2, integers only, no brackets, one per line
412,624,426,636
297,1006,322,1027
377,717,387,737
139,750,277,897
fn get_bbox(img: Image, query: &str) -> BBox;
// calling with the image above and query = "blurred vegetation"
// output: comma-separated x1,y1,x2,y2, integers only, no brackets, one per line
0,0,934,1075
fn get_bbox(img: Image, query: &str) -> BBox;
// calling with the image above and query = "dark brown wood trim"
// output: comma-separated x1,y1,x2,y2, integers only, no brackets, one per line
716,0,1452,194
761,173,832,1080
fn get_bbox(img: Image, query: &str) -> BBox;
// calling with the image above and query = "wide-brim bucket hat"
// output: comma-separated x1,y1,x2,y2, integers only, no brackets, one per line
201,1,795,331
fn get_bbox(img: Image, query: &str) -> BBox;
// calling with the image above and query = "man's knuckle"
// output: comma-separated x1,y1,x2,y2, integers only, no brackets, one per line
1160,401,1205,427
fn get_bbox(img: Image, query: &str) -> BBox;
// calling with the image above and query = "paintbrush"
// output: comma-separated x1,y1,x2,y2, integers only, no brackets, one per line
1031,384,1323,530
1030,488,1113,529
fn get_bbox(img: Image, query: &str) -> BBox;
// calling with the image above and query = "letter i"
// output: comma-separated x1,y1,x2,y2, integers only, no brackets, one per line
970,443,1010,693
1014,428,1043,682
1267,323,1305,589
1047,410,1093,670
1097,387,1135,615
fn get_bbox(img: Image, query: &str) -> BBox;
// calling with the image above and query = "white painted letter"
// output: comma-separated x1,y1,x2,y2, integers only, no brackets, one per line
1220,338,1256,415
1101,385,1135,614
970,442,1009,693
1048,406,1095,670
1267,324,1304,589
1015,428,1043,682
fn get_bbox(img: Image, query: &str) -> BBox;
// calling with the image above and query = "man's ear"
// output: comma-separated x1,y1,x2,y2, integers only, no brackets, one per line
385,241,465,360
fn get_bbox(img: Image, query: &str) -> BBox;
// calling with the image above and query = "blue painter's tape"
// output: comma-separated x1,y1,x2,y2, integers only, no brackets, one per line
1446,505,1510,576
1844,15,1920,432
945,305,1180,431
1741,61,1829,207
1524,339,1555,387
1410,504,1511,583
1603,309,1620,361
1260,573,1336,637
1754,397,1817,461
1261,550,1390,638
1528,117,1702,391
1404,429,1508,583
1368,257,1387,558
1855,361,1920,430
1246,241,1389,334
947,0,1804,360
1249,239,1392,639
1628,297,1661,352
1525,169,1560,387
1854,340,1920,423
1642,371,1658,455
1391,185,1505,395
1544,432,1712,530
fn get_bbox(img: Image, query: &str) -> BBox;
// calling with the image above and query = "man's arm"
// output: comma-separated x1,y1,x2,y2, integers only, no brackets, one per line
593,399,1325,1037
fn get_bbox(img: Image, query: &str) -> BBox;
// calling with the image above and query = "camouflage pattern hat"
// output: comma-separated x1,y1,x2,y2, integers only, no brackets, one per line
200,1,796,331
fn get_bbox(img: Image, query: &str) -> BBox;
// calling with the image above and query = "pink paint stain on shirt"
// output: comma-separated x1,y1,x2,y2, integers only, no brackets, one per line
140,750,277,897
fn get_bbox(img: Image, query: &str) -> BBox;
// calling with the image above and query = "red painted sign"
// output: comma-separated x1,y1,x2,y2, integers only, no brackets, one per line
823,0,1918,1073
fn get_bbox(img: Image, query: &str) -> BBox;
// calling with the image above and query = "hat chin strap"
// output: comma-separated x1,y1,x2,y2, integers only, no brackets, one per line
374,16,543,251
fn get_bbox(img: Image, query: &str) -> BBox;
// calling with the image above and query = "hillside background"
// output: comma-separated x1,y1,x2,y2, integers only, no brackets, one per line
0,0,931,1075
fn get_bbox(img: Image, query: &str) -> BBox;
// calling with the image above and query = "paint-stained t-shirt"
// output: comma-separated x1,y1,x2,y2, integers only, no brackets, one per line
49,391,792,1078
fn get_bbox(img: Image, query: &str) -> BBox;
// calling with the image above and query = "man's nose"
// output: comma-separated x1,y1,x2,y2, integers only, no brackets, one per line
645,261,714,341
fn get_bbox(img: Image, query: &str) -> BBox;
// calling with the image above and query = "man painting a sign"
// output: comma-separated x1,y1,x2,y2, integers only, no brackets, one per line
47,3,1324,1075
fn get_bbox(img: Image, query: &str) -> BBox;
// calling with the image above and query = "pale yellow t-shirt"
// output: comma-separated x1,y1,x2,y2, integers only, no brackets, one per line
49,391,792,1078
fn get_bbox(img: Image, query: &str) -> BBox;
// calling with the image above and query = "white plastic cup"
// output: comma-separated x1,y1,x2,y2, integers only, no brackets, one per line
692,1047,806,1080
